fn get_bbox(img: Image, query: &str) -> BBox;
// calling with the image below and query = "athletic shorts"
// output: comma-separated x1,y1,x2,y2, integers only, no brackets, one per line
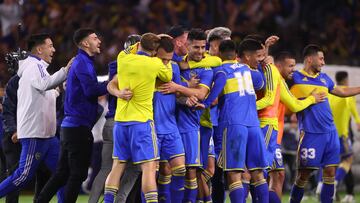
158,131,185,162
218,125,268,171
262,125,279,170
297,130,340,169
269,144,285,171
213,125,224,160
200,126,215,169
113,121,159,164
339,136,353,159
180,129,201,167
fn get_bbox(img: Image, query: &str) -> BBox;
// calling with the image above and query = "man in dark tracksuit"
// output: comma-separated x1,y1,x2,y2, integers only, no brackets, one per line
2,75,21,203
36,28,108,203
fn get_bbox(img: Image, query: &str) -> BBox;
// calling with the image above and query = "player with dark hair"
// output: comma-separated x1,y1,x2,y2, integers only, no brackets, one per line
236,39,270,203
0,33,72,201
36,28,107,203
289,44,360,203
153,35,186,203
273,51,325,202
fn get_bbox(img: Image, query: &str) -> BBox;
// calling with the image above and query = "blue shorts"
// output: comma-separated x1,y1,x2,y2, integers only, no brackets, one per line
200,126,214,169
180,130,201,167
339,136,353,159
213,125,224,160
218,125,268,171
113,121,159,164
297,130,340,169
158,131,185,162
262,125,279,169
208,136,215,158
269,144,285,171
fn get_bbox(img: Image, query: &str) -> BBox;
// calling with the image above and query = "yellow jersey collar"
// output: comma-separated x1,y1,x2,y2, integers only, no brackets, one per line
222,60,237,64
300,68,320,78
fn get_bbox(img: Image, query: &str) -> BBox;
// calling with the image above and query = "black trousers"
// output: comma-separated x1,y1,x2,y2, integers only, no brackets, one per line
1,132,21,203
36,126,93,203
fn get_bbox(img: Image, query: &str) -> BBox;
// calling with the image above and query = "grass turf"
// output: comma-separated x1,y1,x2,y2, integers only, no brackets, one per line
0,193,358,202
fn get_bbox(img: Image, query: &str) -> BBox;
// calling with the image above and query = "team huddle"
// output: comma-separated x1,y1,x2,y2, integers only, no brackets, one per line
1,25,360,203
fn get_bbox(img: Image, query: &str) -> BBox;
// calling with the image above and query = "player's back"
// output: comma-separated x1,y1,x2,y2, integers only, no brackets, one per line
115,53,172,123
218,62,259,127
153,62,181,134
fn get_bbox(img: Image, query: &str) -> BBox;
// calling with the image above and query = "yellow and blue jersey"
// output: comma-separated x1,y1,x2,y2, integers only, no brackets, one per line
177,67,213,133
329,86,360,137
153,62,182,134
114,52,172,123
218,61,262,127
290,69,336,133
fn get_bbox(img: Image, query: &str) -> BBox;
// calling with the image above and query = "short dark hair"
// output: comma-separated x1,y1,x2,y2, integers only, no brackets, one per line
208,35,223,43
158,36,174,53
124,34,141,49
237,39,263,57
335,71,348,83
302,44,323,59
187,28,207,41
244,34,265,45
219,40,236,60
219,40,236,53
166,25,187,38
27,33,51,51
274,51,295,63
140,33,160,52
73,28,96,46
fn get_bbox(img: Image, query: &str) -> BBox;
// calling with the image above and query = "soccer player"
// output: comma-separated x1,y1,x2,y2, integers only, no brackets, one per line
315,71,360,201
198,39,269,203
235,39,272,203
153,35,186,203
104,33,172,203
289,44,360,203
89,34,141,203
274,51,326,203
197,27,232,203
160,28,214,202
166,25,189,62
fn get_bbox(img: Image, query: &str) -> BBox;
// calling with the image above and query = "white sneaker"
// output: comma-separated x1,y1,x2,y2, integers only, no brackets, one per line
341,194,355,203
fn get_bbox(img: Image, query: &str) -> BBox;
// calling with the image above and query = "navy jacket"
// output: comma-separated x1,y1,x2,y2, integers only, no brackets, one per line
62,49,108,128
2,75,19,134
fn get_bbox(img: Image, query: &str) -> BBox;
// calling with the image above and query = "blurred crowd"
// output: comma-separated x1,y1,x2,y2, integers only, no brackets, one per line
1,0,360,86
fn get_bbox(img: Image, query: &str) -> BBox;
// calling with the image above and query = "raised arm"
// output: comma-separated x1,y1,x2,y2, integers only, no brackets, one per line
330,86,360,98
30,58,73,91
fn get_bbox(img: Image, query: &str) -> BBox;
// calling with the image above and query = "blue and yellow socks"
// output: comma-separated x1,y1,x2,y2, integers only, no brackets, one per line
170,165,186,203
269,190,281,203
252,179,269,203
184,178,198,203
144,191,159,203
290,179,307,203
158,174,171,203
104,186,118,203
322,176,335,203
335,167,347,183
229,181,244,203
242,180,250,203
